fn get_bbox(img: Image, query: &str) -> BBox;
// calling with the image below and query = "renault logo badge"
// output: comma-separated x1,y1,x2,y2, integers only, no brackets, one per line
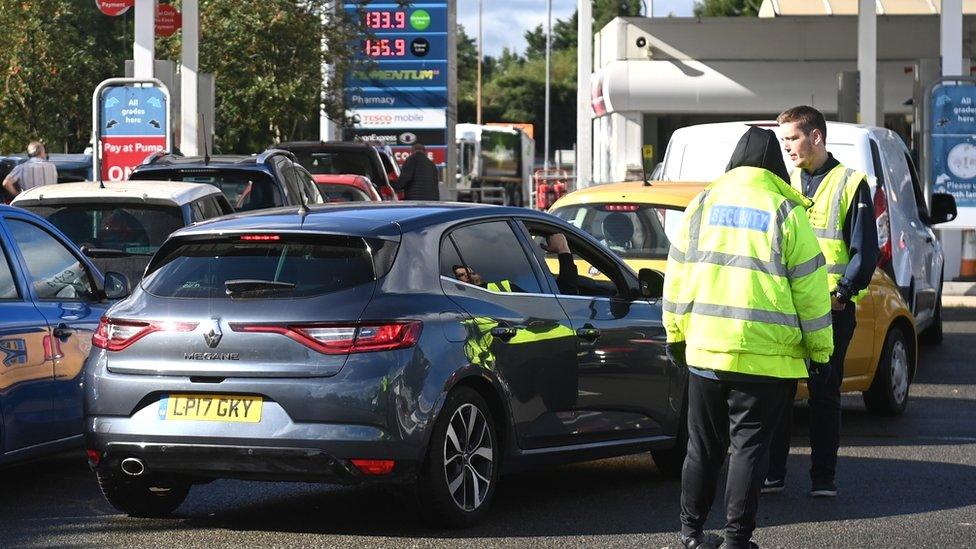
204,319,222,348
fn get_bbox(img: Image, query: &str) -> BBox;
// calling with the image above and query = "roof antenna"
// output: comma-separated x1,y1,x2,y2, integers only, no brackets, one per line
200,113,211,165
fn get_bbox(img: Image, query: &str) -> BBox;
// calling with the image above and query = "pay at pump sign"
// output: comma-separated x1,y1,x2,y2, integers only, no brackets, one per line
99,86,167,181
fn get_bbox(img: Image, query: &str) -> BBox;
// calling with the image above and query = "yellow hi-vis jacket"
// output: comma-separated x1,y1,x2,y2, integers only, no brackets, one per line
663,166,834,378
790,164,870,303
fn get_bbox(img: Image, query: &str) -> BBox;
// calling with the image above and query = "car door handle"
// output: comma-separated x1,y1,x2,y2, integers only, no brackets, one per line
53,324,73,341
490,326,519,340
576,327,601,341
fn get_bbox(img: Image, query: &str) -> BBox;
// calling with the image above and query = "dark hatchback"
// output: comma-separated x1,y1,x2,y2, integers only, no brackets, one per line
84,203,685,526
276,141,399,200
129,151,324,212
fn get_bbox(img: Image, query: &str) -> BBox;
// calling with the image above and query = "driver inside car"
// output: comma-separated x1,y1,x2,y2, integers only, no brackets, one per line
452,233,579,295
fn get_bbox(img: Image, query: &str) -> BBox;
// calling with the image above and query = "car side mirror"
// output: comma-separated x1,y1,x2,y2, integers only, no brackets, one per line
929,193,957,225
638,268,665,299
103,271,131,300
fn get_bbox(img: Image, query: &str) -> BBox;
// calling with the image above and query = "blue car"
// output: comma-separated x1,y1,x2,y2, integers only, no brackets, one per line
0,204,128,466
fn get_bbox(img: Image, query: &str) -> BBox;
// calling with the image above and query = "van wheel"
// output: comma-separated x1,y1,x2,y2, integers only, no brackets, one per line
96,470,191,517
919,279,944,345
416,387,499,528
863,326,912,416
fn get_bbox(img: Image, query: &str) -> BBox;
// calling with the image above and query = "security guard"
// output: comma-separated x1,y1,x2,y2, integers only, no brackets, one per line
664,127,833,549
764,106,879,498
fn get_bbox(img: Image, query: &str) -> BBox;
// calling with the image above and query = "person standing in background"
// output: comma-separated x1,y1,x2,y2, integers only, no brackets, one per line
3,141,58,201
396,143,440,201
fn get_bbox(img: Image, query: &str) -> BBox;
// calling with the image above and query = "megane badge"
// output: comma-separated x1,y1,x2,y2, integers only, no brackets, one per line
204,319,222,348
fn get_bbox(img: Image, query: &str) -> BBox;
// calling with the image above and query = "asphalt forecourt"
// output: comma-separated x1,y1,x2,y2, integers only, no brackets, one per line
1,303,974,548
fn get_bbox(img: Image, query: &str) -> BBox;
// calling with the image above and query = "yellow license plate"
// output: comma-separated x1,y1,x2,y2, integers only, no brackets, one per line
159,394,263,423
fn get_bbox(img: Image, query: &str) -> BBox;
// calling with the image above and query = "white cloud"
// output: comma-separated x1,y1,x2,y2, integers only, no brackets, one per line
458,0,695,57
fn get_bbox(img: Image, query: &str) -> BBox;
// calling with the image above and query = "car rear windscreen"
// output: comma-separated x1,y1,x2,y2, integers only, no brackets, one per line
143,234,377,299
28,203,184,255
130,169,280,212
317,184,372,202
551,203,683,259
292,151,383,184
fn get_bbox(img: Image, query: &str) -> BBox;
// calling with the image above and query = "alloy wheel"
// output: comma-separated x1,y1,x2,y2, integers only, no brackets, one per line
443,403,494,511
890,339,909,406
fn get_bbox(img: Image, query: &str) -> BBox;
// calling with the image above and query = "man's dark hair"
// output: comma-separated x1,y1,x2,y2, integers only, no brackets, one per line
777,106,827,140
412,142,426,153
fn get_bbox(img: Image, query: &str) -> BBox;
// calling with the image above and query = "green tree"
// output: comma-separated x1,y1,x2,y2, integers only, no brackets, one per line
159,0,339,152
0,0,128,153
456,25,479,123
594,0,643,29
693,0,761,17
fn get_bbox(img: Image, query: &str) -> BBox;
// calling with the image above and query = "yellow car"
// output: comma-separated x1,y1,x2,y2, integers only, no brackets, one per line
550,181,917,415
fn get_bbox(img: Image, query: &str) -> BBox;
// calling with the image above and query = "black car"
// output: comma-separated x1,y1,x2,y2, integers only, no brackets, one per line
84,203,685,527
129,150,324,212
276,141,398,200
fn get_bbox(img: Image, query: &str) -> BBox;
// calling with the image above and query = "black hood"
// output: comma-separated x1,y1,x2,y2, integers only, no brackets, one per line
725,126,790,183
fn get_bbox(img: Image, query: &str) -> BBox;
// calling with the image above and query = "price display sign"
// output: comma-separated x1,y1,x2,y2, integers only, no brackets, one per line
343,2,449,164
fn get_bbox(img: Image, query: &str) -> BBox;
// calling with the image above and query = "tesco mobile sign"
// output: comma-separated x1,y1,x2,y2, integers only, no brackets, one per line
92,78,171,182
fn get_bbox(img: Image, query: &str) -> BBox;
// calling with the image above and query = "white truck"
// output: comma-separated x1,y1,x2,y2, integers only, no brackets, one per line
658,121,957,341
455,124,534,206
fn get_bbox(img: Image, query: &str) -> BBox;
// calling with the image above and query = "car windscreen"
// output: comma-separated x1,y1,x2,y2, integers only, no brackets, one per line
317,184,372,202
292,151,383,183
27,203,184,255
551,203,683,259
666,139,864,182
143,234,378,299
130,169,280,212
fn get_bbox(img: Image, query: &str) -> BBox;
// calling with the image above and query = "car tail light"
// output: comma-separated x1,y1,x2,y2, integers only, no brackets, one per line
92,317,198,351
351,459,395,475
601,204,640,212
874,185,892,268
230,321,422,355
240,234,280,242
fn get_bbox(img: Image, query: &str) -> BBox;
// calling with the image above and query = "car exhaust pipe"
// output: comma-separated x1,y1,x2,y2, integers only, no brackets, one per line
120,457,146,477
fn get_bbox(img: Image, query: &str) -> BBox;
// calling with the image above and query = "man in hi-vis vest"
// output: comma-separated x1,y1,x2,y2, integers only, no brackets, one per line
764,106,879,499
665,127,832,549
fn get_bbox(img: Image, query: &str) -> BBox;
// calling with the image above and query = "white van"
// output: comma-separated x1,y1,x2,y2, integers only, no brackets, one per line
658,121,957,342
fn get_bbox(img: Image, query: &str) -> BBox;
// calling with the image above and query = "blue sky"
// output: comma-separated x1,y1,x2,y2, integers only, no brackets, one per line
457,0,695,57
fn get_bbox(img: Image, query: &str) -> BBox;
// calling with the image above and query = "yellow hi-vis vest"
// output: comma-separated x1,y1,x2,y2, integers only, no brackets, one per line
486,280,513,292
663,167,834,379
790,164,869,303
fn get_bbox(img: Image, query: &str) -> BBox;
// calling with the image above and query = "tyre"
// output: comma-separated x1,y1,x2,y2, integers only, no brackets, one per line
416,387,499,528
919,279,944,345
863,325,912,416
96,470,191,517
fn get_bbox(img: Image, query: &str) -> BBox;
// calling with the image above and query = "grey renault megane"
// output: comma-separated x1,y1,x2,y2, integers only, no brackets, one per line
83,202,686,527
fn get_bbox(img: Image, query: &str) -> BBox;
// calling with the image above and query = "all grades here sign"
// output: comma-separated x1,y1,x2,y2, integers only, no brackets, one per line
99,85,167,181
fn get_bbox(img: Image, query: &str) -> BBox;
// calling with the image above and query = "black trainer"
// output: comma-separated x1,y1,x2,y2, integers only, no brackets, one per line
760,478,785,494
680,533,724,548
810,479,837,497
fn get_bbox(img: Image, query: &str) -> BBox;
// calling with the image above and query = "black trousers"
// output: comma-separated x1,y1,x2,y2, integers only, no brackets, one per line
767,303,857,482
680,373,792,548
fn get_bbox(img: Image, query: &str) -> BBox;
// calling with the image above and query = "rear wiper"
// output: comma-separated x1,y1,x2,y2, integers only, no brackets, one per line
224,279,296,296
81,247,151,258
